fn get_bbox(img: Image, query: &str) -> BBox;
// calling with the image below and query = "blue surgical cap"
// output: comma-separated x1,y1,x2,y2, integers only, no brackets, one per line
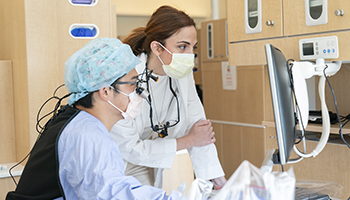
64,37,141,105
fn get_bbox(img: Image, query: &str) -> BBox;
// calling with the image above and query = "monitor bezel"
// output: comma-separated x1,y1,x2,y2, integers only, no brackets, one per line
265,44,297,165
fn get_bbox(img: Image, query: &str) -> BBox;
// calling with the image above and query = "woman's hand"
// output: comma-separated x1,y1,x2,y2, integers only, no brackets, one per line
211,176,227,190
176,120,216,151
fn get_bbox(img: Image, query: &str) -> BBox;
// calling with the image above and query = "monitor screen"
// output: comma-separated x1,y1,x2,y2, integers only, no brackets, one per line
265,44,297,165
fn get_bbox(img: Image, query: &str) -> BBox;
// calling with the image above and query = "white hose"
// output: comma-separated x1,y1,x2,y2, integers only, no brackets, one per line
293,76,330,158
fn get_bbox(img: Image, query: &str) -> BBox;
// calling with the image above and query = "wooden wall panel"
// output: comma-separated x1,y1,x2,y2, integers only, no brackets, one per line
0,61,16,163
220,125,242,179
240,126,266,168
24,0,61,147
212,122,266,180
213,123,223,163
0,0,11,59
0,0,31,160
202,62,225,119
202,62,265,124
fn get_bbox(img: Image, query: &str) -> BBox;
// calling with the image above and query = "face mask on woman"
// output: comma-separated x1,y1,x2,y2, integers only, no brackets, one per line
157,42,195,79
108,87,143,120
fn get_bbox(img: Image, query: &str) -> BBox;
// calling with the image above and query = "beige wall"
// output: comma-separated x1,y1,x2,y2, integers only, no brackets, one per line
111,0,212,17
112,0,227,37
116,16,209,37
218,0,227,19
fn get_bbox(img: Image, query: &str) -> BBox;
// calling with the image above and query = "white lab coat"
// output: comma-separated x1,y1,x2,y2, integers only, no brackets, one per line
110,53,224,188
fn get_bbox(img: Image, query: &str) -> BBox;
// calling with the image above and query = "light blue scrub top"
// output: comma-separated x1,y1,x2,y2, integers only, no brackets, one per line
55,111,183,200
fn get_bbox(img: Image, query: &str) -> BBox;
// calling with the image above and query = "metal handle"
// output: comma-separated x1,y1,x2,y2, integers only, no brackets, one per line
334,9,344,16
265,20,274,26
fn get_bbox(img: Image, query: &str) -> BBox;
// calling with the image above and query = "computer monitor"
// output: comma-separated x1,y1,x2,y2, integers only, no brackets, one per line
265,44,297,165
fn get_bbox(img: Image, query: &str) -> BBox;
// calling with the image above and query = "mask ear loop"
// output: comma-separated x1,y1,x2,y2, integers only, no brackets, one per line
107,100,125,114
157,42,172,55
157,42,172,67
157,55,165,65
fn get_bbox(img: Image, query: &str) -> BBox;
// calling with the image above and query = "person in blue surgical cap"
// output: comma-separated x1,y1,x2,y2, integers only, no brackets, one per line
6,38,185,200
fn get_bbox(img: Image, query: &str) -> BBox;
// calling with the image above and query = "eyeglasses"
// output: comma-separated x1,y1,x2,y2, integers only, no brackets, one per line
114,81,138,85
112,75,150,99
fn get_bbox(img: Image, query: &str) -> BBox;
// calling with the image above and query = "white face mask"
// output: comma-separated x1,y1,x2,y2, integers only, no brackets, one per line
108,87,143,120
157,42,195,79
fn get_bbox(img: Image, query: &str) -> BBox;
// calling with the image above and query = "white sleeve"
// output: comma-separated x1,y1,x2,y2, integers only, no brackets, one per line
188,144,225,180
185,74,225,180
110,118,177,169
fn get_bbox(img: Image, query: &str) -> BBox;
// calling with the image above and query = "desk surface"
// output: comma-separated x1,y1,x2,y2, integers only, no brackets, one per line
262,121,350,134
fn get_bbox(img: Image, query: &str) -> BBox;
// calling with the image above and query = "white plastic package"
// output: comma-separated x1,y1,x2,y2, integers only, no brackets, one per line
186,178,213,200
211,160,296,200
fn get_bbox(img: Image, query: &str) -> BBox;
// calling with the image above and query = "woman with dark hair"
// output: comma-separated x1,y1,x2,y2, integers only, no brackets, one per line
110,5,227,189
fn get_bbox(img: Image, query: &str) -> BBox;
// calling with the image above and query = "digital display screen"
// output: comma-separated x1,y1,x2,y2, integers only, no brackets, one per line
303,43,314,56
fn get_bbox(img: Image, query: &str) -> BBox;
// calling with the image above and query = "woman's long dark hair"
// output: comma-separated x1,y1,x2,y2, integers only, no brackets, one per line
123,5,196,56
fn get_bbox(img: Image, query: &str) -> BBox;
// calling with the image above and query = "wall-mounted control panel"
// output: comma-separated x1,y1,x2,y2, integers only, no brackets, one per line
299,36,339,60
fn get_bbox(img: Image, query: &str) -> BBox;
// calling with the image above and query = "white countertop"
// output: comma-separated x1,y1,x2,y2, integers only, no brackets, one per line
0,163,23,179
